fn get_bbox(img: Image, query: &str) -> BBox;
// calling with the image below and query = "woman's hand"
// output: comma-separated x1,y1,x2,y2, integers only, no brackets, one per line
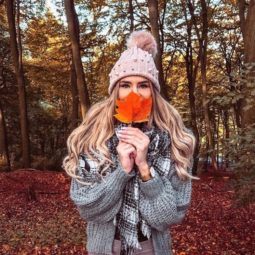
117,127,150,169
116,140,136,174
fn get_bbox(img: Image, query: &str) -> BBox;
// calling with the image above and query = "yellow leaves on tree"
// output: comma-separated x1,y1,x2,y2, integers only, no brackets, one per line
114,91,152,124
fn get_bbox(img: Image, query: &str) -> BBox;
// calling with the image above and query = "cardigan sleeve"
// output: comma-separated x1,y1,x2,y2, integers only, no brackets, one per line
138,147,193,232
70,154,135,223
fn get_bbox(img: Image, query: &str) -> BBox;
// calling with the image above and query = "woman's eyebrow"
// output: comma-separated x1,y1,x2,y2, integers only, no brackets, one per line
120,81,149,84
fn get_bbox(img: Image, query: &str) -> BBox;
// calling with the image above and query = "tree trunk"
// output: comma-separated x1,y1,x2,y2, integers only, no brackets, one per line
221,39,242,129
147,0,169,101
238,0,246,38
200,0,217,170
243,0,255,64
0,101,11,171
6,0,30,168
128,0,134,32
182,1,200,175
239,0,255,126
223,110,230,168
64,0,90,120
70,55,79,129
188,0,217,170
216,110,220,168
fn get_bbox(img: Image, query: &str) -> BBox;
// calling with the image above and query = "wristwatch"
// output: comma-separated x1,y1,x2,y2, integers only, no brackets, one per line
142,166,155,182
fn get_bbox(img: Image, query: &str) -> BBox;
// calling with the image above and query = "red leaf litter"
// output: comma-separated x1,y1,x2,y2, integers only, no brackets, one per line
0,169,254,255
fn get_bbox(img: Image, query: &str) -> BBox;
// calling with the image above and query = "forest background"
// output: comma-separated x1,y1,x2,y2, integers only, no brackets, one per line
0,0,255,254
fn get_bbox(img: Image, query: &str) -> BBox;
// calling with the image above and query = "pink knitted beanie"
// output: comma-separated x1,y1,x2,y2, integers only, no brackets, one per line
108,30,160,94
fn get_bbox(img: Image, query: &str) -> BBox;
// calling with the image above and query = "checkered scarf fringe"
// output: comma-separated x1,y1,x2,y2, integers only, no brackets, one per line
78,122,173,255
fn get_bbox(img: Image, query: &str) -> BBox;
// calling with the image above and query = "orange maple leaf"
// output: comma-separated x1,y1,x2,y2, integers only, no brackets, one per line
114,91,152,124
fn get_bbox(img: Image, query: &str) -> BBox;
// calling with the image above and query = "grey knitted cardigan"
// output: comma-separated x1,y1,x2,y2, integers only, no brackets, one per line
69,122,193,255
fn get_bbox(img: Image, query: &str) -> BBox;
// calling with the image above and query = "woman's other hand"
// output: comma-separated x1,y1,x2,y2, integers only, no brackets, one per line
117,127,150,168
116,140,136,174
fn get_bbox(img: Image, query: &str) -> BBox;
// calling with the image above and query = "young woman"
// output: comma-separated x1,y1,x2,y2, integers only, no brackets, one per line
63,30,198,255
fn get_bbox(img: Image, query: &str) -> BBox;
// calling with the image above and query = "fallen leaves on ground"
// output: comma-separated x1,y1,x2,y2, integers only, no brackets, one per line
0,169,254,255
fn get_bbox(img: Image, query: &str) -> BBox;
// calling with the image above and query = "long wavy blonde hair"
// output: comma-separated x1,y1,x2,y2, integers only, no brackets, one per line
62,81,199,184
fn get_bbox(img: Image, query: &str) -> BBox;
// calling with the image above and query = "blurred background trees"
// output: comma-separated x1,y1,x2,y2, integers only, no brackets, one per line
0,0,254,205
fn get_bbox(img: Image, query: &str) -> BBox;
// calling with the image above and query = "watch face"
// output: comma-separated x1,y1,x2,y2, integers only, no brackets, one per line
150,166,155,178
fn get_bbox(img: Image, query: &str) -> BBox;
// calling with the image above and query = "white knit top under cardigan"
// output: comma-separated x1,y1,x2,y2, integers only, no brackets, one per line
70,122,193,255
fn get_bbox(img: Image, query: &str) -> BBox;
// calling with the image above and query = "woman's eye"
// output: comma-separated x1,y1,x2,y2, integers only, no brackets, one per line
139,84,149,88
119,83,149,88
120,84,130,88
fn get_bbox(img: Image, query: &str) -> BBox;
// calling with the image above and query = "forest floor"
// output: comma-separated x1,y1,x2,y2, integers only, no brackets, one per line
0,168,254,255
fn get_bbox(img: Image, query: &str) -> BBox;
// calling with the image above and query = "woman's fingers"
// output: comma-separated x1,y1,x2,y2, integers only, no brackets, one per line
119,132,149,151
119,129,144,141
120,141,136,153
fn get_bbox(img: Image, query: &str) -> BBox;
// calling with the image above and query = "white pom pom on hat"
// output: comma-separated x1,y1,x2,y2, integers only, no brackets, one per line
126,30,158,58
108,30,160,94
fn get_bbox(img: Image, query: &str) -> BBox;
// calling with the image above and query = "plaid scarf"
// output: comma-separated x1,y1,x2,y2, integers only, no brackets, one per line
109,122,172,255
78,121,172,255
